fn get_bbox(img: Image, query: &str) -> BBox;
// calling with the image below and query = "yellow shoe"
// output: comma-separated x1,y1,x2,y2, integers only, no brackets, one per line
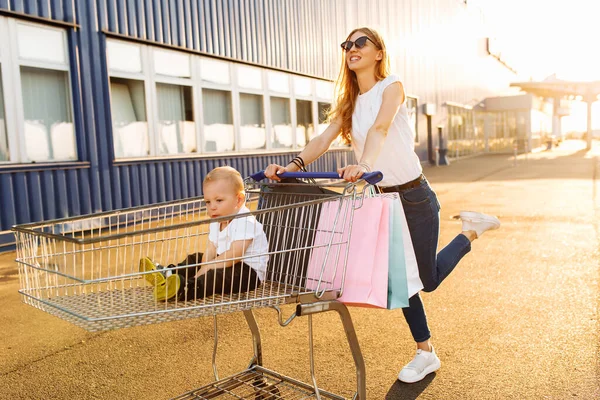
139,257,166,287
154,274,180,301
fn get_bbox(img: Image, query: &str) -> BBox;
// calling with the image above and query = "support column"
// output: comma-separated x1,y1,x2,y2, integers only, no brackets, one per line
426,115,434,164
551,96,561,147
586,98,593,150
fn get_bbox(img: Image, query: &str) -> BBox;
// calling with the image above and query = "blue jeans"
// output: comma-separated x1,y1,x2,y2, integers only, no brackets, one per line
385,178,471,342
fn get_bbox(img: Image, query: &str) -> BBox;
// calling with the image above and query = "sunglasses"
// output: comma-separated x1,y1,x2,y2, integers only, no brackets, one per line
340,36,376,51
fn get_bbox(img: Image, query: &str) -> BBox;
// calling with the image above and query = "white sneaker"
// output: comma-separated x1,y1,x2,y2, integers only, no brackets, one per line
398,346,441,383
459,211,500,238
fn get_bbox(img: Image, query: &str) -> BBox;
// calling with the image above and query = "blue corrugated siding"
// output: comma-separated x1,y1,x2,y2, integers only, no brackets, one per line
0,0,74,22
77,3,113,213
0,167,91,227
99,0,345,79
108,150,354,209
0,150,352,249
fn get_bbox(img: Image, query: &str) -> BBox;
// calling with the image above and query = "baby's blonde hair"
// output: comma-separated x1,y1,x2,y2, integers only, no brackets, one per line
203,166,244,195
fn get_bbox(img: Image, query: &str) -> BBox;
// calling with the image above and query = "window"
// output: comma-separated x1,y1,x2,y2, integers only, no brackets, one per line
21,66,75,161
296,100,314,147
0,66,7,161
200,58,230,85
0,18,76,163
200,58,233,153
317,102,331,134
17,23,66,65
238,66,262,90
110,77,149,157
270,97,291,149
316,79,335,144
104,39,342,157
203,89,234,152
268,71,289,94
319,102,345,147
447,103,477,157
316,81,334,101
406,96,418,143
107,39,198,158
294,76,312,97
154,49,191,78
239,93,265,150
237,67,267,151
156,83,195,155
106,40,142,73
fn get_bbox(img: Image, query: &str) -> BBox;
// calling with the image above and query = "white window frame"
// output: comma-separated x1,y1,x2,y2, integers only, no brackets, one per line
106,38,342,158
315,82,337,147
107,43,154,157
197,56,234,154
0,17,76,164
108,39,200,158
293,97,316,149
0,19,16,163
266,70,294,150
406,95,419,145
153,53,197,156
293,78,316,149
233,64,269,153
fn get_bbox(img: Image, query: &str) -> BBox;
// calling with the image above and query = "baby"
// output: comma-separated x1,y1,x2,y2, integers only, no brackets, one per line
140,166,269,301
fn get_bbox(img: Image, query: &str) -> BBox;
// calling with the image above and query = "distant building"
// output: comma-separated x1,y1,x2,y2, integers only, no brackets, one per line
472,93,554,154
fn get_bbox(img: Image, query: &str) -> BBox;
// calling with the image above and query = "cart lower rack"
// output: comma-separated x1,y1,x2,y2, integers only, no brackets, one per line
13,171,383,399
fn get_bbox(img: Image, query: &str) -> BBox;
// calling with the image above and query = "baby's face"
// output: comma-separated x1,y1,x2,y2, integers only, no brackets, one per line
203,180,244,219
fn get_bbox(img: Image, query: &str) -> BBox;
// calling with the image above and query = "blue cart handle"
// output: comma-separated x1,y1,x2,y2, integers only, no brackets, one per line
249,170,383,185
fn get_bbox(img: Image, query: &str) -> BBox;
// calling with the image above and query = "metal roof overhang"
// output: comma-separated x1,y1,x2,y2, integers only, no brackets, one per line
510,80,600,101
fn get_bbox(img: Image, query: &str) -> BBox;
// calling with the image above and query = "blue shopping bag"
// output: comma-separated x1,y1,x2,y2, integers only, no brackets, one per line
387,196,410,309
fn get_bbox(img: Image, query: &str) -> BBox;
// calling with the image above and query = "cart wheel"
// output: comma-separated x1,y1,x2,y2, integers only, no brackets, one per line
252,376,281,400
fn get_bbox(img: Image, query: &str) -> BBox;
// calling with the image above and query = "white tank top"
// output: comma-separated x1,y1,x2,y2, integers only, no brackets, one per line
351,74,423,187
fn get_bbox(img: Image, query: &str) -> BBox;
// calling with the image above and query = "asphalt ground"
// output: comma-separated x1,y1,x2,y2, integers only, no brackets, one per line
0,140,598,399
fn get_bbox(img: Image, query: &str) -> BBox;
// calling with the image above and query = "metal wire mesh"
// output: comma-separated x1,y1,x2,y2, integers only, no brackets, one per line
14,182,357,331
173,366,345,400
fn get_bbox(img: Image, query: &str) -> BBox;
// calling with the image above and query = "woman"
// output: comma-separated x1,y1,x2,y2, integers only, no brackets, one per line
264,27,500,383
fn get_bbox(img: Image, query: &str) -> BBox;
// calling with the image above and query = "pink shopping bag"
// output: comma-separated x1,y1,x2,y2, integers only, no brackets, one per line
306,196,390,308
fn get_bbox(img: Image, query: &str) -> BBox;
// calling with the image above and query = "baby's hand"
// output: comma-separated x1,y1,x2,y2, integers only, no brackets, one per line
194,266,210,279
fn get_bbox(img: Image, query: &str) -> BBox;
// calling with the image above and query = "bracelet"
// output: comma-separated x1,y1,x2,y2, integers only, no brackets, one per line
295,156,306,168
293,156,308,171
291,158,306,171
289,158,306,172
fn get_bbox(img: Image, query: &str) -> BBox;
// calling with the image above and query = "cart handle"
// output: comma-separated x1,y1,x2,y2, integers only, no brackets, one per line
249,170,383,185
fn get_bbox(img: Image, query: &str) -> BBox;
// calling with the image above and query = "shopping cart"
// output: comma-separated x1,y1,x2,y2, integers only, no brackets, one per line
13,170,383,400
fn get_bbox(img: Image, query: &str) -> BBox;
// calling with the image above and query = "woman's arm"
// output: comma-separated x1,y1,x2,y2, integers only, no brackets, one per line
338,81,404,182
264,117,342,180
195,239,252,278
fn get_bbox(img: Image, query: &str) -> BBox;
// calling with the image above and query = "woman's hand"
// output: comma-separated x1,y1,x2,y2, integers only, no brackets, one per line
264,163,291,181
337,164,369,183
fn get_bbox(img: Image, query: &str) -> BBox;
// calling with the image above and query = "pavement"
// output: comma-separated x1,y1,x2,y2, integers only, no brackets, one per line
0,140,598,399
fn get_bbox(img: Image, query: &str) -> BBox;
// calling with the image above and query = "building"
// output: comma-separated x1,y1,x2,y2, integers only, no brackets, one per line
473,93,555,154
0,0,520,249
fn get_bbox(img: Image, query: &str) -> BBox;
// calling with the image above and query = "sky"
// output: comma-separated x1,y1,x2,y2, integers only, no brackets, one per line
470,0,600,131
472,0,600,82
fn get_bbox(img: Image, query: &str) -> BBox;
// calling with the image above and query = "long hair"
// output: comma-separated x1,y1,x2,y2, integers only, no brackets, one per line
328,27,390,144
